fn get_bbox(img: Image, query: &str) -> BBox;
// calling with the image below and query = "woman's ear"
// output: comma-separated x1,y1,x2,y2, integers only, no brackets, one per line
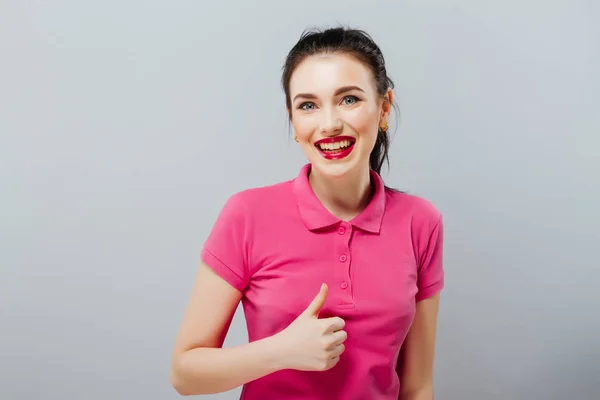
381,88,394,119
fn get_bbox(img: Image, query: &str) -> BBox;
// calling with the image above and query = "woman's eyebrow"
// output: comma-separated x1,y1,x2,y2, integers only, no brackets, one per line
334,85,365,96
292,85,365,102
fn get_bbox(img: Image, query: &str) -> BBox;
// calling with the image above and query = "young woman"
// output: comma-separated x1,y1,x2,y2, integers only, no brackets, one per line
170,26,444,400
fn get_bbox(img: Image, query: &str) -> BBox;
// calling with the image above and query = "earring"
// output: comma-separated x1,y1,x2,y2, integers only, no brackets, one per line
380,121,389,132
294,136,299,142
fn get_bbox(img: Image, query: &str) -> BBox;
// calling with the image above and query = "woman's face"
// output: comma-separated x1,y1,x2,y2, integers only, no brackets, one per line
288,53,392,179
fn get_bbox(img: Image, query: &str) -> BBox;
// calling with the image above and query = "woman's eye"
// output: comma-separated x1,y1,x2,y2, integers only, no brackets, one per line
299,102,316,111
342,95,360,105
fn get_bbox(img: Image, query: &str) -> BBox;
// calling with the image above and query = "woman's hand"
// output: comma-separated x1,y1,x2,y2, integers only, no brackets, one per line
272,284,347,372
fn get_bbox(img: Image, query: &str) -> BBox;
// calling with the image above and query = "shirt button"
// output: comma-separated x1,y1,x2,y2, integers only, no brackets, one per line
341,282,349,289
339,255,347,262
337,227,346,235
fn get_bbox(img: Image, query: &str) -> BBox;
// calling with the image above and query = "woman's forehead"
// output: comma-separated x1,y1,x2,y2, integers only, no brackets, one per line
289,54,375,96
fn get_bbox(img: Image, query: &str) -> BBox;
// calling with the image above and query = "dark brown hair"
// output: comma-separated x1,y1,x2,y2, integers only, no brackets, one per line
281,26,397,175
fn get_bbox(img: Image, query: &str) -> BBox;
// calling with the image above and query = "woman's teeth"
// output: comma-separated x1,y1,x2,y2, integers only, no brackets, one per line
318,140,352,151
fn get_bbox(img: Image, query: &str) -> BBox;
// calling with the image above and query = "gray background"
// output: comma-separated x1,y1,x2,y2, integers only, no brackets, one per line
1,1,598,399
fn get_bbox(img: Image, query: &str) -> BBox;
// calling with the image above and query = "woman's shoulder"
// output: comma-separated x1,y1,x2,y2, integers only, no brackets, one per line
384,187,442,225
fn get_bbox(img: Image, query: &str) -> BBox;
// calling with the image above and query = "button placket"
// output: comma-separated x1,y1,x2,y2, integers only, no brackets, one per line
333,222,354,308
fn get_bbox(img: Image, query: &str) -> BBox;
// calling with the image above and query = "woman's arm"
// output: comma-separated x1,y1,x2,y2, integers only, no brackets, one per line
397,294,441,400
169,262,284,395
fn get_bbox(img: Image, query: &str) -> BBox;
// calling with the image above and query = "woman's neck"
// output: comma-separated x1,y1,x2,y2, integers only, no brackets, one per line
308,165,374,222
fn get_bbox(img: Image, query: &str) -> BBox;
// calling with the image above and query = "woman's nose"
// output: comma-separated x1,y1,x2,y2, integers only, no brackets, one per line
319,108,343,136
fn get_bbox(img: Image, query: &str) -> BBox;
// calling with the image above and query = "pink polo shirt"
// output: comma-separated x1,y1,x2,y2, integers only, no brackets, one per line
201,163,444,400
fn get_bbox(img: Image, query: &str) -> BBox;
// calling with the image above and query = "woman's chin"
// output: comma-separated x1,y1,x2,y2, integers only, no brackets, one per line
309,157,362,180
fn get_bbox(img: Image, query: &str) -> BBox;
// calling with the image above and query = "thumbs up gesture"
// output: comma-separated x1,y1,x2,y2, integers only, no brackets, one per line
272,284,347,371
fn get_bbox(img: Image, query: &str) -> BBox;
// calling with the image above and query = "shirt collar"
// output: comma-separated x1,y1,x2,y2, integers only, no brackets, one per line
292,163,386,233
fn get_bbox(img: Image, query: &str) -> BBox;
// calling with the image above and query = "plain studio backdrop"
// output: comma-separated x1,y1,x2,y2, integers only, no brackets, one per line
1,1,598,399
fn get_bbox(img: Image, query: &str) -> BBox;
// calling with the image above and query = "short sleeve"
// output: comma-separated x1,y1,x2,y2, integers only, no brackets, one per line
200,193,250,291
415,215,444,301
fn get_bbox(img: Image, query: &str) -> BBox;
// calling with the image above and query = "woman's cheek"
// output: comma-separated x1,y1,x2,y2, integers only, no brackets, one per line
344,108,376,137
293,116,316,141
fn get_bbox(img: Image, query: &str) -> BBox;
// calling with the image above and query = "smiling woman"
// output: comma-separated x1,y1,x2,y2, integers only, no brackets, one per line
170,26,444,400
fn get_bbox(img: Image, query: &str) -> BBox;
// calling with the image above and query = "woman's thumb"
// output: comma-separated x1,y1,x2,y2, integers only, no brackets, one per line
303,283,328,317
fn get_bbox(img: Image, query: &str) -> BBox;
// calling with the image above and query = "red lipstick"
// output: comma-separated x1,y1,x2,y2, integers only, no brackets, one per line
314,136,356,160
